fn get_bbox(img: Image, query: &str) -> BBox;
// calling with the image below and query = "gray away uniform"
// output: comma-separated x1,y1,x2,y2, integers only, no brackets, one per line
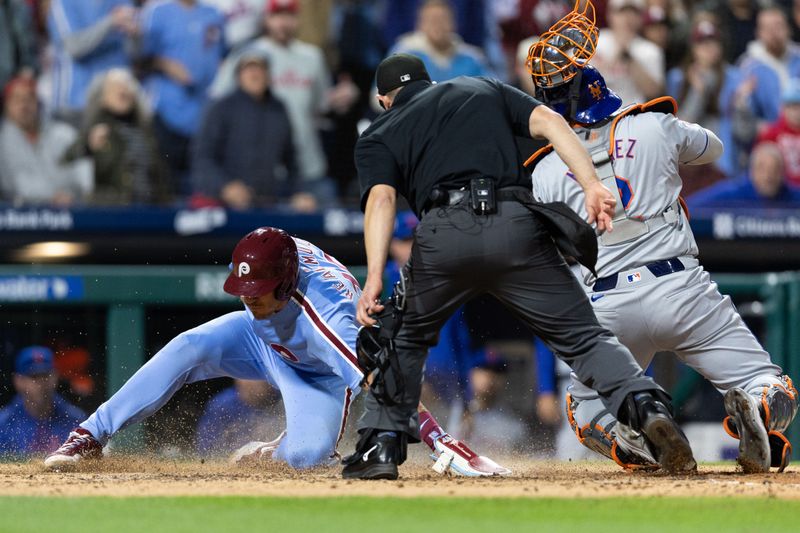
532,107,797,468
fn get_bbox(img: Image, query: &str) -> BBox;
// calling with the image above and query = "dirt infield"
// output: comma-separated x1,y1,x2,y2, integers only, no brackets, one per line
3,457,800,499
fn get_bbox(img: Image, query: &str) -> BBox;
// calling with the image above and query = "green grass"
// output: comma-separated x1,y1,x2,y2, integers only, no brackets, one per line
0,496,795,533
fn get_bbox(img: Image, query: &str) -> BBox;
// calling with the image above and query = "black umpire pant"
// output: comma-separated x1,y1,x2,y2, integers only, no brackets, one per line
358,195,662,441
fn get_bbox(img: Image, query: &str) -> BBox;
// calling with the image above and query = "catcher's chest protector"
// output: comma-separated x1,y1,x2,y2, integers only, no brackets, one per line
528,97,681,246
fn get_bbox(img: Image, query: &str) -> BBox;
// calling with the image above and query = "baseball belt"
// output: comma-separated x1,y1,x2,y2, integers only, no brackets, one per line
592,256,700,292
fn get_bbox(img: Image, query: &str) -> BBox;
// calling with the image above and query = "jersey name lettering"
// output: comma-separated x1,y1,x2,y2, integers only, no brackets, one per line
296,240,359,301
614,138,637,160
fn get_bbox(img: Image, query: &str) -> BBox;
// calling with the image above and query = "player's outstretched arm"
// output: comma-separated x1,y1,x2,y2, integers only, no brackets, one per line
528,106,616,232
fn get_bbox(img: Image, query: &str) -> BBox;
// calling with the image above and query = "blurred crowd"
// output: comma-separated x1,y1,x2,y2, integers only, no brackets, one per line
0,0,799,211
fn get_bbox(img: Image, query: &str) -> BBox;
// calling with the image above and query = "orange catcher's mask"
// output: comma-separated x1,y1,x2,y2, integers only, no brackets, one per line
526,0,599,90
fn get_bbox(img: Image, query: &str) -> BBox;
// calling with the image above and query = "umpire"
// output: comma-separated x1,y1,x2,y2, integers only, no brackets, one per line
342,54,695,479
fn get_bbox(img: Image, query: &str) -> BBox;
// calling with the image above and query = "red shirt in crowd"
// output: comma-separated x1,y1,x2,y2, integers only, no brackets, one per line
757,114,800,188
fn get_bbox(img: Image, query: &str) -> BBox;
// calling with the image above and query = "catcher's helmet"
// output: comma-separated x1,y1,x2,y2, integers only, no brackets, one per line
223,227,299,300
535,64,622,125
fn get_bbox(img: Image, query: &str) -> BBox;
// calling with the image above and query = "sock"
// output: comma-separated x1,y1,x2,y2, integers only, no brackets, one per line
418,410,445,451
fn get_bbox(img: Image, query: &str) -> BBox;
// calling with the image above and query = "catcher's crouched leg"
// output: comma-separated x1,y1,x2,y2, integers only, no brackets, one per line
723,375,798,473
566,393,659,471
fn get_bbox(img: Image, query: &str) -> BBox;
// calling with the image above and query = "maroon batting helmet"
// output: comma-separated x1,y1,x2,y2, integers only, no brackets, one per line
223,227,299,300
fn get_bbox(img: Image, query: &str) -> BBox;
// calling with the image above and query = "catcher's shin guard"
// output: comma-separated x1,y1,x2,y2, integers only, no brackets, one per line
566,393,659,471
723,376,798,473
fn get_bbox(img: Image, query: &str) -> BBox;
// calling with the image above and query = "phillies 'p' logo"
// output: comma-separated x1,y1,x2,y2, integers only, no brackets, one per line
238,262,251,277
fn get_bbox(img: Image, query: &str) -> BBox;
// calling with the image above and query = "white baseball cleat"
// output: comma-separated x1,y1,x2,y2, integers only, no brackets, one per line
430,434,512,477
230,431,286,465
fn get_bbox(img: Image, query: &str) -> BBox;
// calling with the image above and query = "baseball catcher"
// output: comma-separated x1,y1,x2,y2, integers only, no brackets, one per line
526,1,797,473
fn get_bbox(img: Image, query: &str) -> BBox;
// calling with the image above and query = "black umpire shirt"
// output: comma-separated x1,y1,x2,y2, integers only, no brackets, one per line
356,77,543,216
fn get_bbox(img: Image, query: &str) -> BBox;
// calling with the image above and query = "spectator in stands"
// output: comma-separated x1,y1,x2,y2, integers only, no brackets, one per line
0,76,92,206
328,1,388,200
643,0,690,71
0,346,85,458
641,5,669,55
138,0,226,196
792,0,800,44
718,0,757,65
196,379,283,456
667,19,740,179
736,6,800,126
63,68,165,205
382,0,490,53
687,142,800,209
0,0,38,93
639,3,685,71
296,0,333,49
210,0,358,209
333,1,386,85
592,0,664,105
757,79,800,189
494,0,572,70
192,52,296,210
203,0,267,50
389,0,491,82
47,0,137,124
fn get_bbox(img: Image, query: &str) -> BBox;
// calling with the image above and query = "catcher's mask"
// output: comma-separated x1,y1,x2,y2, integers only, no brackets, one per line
535,64,623,124
526,0,620,124
526,0,598,89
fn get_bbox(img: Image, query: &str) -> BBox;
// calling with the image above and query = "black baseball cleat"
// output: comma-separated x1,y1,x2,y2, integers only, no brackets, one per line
632,392,697,474
342,431,401,480
723,388,770,473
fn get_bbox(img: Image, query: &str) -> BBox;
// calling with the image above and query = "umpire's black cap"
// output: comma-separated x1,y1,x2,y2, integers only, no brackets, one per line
376,54,431,95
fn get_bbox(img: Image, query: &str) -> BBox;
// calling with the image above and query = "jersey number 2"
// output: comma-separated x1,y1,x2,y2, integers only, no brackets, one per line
615,176,634,209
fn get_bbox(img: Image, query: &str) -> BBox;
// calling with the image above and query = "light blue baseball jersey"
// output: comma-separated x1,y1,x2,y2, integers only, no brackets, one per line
264,237,365,391
80,238,365,468
48,0,133,112
139,0,225,136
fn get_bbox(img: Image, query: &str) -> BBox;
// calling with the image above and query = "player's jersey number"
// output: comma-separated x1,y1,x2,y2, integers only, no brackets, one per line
615,176,634,210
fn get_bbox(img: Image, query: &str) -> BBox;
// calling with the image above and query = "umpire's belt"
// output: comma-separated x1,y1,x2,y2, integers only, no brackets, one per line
422,185,529,215
423,185,600,276
592,256,700,292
